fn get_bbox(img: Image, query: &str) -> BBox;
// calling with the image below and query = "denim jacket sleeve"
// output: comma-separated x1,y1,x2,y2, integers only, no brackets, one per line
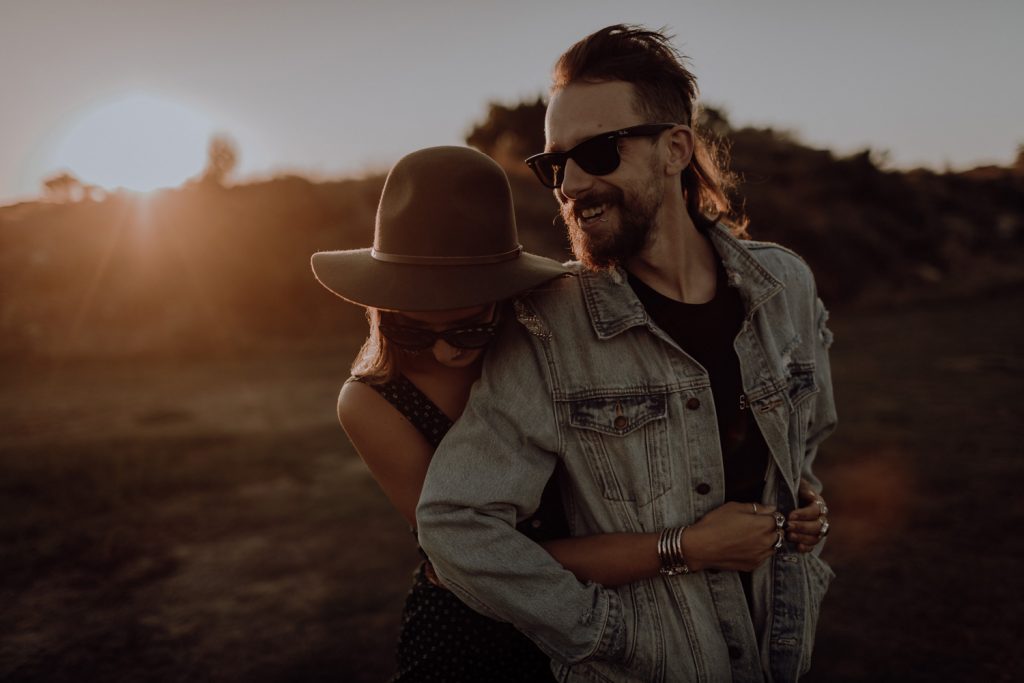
416,316,627,665
801,277,838,492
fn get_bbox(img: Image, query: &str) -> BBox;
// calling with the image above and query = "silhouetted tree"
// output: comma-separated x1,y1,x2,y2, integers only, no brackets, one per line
466,98,546,173
696,105,732,139
201,134,239,186
42,171,84,203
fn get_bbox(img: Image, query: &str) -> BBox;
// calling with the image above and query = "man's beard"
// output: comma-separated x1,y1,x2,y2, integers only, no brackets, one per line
561,180,662,270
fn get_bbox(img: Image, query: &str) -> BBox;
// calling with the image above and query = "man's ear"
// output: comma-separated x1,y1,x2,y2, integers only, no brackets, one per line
664,125,694,175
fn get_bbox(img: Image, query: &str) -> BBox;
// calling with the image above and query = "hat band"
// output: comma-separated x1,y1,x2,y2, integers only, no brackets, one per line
370,245,523,265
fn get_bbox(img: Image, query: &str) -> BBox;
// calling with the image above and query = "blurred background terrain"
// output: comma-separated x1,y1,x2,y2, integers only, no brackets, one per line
2,100,1023,681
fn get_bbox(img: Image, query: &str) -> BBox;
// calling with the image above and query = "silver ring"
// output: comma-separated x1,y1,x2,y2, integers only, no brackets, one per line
815,499,829,516
773,511,785,529
752,503,758,514
819,518,830,537
773,530,784,550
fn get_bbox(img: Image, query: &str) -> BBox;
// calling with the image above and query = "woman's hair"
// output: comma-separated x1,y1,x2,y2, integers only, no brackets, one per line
552,24,748,237
350,307,399,384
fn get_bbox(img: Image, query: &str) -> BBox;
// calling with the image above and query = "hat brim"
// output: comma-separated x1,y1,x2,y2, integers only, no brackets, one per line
311,248,570,311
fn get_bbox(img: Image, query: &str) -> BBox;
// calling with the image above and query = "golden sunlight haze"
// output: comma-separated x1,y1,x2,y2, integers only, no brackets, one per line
49,92,219,193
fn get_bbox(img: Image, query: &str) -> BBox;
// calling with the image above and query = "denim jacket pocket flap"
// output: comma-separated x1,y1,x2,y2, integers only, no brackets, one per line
746,378,787,413
569,394,666,437
786,360,818,408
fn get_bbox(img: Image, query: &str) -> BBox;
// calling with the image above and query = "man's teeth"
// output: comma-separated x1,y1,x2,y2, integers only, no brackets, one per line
580,205,605,219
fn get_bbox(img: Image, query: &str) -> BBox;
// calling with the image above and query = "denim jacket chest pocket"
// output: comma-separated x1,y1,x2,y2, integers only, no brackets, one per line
567,393,670,506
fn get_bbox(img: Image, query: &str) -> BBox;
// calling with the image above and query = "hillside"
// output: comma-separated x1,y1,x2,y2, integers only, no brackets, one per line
1,119,1021,358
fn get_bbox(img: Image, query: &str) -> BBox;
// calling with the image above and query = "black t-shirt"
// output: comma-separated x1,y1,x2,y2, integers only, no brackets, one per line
627,263,769,506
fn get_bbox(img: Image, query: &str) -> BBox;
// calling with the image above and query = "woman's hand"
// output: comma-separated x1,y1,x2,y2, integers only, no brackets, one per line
786,478,830,553
682,501,781,572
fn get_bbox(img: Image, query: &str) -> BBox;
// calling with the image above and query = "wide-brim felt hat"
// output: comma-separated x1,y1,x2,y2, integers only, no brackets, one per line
311,146,569,311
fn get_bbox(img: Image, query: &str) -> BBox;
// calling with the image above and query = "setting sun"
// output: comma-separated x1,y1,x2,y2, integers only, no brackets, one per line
50,91,219,193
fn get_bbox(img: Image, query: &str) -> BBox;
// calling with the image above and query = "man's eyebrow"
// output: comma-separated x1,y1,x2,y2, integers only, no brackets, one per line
544,140,567,154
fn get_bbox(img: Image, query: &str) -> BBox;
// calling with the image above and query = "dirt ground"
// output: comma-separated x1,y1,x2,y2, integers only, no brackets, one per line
2,288,1022,682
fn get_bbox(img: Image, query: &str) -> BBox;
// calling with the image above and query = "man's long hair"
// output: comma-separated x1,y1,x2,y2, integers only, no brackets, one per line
552,24,748,237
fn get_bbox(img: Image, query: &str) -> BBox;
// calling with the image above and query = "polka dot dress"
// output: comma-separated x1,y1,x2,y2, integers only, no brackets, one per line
393,565,556,682
352,375,560,683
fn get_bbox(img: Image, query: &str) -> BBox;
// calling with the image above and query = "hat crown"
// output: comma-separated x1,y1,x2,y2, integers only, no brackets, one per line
374,146,518,259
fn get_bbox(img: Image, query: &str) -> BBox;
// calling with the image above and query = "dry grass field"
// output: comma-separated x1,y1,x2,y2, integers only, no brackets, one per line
2,288,1022,682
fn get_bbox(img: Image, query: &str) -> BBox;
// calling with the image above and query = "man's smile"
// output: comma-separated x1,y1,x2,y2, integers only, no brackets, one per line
578,203,610,227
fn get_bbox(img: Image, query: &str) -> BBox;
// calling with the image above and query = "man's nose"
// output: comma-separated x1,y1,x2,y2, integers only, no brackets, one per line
559,158,594,200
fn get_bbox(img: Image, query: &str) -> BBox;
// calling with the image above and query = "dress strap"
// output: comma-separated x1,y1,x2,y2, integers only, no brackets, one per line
349,375,453,449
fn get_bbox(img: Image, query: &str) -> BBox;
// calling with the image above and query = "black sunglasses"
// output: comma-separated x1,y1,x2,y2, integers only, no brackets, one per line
525,123,677,189
379,316,500,351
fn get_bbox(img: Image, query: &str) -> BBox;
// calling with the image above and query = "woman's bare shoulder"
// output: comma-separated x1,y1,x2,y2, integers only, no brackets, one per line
336,379,426,462
337,378,395,430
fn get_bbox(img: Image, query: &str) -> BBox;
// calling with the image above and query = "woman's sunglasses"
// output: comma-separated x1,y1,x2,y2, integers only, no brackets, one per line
525,123,677,189
379,316,500,351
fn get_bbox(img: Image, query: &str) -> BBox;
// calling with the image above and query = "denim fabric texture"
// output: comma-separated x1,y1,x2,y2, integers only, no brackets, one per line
417,223,837,683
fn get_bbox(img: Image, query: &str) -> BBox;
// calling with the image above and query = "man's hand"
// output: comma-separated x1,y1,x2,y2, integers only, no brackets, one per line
682,502,781,572
786,478,830,553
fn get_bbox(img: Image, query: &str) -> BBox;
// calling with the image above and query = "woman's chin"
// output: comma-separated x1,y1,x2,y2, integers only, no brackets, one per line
435,350,484,369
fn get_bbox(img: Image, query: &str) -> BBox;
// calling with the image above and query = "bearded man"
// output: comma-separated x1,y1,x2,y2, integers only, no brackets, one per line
417,24,837,682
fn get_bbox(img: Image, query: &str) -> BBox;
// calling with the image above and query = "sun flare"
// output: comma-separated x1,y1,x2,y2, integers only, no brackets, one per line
51,92,219,193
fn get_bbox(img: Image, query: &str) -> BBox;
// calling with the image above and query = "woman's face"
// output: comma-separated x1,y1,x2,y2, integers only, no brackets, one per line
384,304,497,369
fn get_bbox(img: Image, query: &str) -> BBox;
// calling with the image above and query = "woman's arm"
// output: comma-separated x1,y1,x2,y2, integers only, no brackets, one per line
337,380,433,527
340,376,824,587
542,500,783,587
546,473,831,588
541,533,660,587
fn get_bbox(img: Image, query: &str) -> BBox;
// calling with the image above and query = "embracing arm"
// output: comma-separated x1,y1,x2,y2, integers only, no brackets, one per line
541,534,659,587
542,501,783,587
340,377,777,582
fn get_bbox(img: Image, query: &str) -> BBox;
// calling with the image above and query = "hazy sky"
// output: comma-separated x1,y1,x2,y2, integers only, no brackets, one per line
2,0,1021,204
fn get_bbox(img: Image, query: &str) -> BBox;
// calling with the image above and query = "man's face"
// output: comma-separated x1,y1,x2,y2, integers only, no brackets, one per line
545,81,665,270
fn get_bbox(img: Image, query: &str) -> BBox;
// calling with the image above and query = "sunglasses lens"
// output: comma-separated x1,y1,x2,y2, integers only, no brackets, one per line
379,325,434,350
529,156,563,189
527,137,620,188
573,136,620,176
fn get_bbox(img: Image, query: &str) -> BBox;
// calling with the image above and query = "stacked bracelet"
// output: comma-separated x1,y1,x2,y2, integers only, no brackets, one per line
657,525,690,576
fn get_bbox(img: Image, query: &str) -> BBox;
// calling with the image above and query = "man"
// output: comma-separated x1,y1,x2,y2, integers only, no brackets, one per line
417,24,836,682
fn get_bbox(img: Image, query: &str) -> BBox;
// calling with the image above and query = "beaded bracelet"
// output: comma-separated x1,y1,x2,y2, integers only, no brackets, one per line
657,525,690,575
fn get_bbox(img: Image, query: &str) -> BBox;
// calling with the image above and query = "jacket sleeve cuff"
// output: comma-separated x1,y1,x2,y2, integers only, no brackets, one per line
590,587,627,662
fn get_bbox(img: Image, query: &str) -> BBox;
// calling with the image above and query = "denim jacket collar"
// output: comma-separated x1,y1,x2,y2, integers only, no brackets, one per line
578,222,784,340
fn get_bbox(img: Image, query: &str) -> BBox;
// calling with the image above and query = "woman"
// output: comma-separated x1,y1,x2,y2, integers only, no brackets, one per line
311,146,829,681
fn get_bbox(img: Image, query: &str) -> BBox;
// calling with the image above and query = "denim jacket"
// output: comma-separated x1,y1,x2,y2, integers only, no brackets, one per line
417,224,837,682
